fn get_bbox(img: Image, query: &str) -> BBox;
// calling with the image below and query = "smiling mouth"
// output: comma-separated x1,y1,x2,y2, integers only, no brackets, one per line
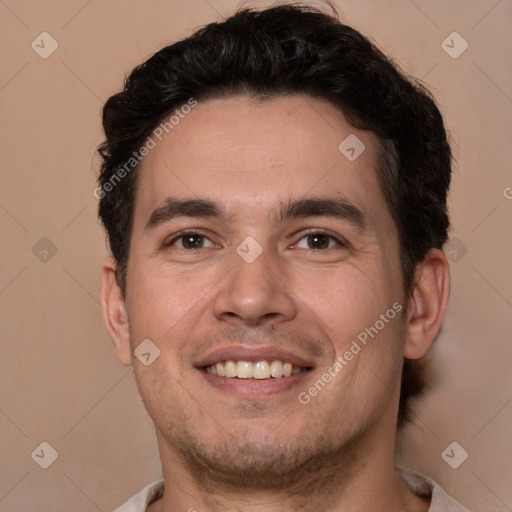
204,360,310,379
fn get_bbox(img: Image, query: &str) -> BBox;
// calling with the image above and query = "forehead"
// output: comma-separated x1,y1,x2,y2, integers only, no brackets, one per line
133,94,389,229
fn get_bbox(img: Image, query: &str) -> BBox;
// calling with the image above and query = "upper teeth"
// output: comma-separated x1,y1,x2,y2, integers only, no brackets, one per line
205,360,305,379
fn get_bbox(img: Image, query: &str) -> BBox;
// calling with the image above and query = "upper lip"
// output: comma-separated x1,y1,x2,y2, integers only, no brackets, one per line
194,345,315,369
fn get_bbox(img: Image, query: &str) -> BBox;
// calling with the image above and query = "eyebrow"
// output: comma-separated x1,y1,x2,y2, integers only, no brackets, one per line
145,197,222,231
144,196,366,232
275,197,366,229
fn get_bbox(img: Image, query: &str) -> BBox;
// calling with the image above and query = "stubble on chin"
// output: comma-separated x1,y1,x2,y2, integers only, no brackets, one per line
162,417,366,498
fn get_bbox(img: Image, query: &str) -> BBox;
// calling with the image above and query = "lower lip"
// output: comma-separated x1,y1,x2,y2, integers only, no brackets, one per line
199,369,312,397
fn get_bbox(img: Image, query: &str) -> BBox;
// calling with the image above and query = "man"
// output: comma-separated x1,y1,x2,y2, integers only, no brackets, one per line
97,2,469,511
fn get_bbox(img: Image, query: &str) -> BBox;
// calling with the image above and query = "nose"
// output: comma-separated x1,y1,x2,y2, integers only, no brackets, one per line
212,246,297,327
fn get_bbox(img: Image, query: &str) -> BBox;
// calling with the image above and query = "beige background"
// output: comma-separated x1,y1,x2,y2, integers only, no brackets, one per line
0,0,511,510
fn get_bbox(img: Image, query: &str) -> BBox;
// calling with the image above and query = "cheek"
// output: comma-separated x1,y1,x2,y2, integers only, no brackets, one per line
132,354,196,436
126,264,205,420
293,262,396,342
293,260,405,403
127,258,212,337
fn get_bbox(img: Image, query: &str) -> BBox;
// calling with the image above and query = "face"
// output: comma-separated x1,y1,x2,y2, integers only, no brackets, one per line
121,95,408,484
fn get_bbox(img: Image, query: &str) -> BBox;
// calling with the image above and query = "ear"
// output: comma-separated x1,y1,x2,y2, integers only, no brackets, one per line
404,248,450,359
100,256,132,366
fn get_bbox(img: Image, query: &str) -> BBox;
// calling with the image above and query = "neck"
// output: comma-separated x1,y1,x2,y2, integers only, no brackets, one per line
152,423,429,512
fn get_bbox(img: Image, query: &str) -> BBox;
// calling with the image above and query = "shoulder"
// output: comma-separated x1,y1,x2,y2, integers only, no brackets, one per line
111,480,165,512
398,469,470,512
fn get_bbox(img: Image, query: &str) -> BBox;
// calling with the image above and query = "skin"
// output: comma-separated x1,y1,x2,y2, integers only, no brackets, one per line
101,95,450,512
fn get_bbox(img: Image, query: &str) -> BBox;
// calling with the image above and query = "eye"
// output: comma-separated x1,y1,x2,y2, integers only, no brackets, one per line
295,232,346,250
164,232,216,250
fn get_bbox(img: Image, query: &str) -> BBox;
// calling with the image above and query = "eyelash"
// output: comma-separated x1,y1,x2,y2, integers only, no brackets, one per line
163,229,348,251
294,230,347,250
163,230,217,250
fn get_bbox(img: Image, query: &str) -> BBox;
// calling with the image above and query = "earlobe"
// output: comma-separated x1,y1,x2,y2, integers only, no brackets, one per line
100,256,133,366
404,249,451,359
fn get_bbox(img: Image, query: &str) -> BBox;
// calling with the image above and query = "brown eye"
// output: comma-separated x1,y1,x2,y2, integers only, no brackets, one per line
180,234,204,249
296,232,343,250
165,232,215,250
307,234,330,249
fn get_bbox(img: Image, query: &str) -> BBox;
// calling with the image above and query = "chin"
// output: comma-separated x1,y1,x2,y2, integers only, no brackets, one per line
168,421,357,491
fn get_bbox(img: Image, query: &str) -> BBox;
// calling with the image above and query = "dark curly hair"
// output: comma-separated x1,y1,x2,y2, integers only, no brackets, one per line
97,2,452,428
